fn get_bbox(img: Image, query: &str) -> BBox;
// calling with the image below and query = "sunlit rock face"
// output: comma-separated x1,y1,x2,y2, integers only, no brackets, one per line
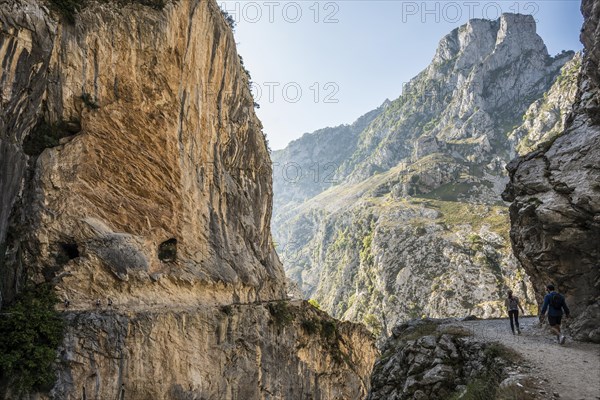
503,0,600,343
1,0,284,307
0,0,377,397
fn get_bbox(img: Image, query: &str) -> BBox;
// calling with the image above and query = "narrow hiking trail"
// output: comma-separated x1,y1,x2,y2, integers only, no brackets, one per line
458,317,600,400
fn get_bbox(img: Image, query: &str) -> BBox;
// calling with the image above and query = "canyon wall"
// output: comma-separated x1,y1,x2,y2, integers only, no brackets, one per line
0,0,376,397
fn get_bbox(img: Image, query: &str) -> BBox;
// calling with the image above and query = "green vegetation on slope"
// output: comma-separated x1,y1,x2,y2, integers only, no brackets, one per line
0,284,64,393
47,0,167,23
410,197,511,241
449,343,521,400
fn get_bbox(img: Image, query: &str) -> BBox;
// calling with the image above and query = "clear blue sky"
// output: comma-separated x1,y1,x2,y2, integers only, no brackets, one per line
220,1,583,150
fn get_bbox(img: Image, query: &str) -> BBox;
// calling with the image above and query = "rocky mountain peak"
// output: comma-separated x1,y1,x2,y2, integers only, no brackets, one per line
432,18,496,68
496,13,545,51
432,14,547,71
342,13,572,187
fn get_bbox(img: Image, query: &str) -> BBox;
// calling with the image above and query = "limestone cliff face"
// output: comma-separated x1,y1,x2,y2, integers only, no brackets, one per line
1,0,283,307
503,0,600,342
0,0,376,397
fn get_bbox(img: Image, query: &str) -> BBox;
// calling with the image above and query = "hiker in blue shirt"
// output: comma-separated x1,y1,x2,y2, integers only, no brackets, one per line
539,284,570,344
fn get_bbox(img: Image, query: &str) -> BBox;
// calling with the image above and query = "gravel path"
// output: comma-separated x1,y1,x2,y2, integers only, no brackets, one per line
457,317,600,400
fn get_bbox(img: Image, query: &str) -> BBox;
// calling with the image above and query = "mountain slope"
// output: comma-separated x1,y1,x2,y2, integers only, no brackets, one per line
273,14,576,334
272,101,389,211
509,53,581,156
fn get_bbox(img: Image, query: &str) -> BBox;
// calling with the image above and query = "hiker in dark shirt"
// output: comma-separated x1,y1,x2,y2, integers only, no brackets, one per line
540,284,570,345
505,290,525,335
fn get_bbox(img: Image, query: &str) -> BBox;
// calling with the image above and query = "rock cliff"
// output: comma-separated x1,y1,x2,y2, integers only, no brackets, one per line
503,0,600,343
0,0,376,397
273,14,575,334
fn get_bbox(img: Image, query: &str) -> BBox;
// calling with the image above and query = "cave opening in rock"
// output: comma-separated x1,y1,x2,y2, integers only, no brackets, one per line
22,120,81,156
158,238,177,262
60,242,80,260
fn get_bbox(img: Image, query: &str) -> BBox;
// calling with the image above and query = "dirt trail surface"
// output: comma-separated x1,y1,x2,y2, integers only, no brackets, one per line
457,317,600,400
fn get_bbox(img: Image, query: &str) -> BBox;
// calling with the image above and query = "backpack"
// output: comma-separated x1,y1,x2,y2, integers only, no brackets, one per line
508,297,519,310
550,293,564,309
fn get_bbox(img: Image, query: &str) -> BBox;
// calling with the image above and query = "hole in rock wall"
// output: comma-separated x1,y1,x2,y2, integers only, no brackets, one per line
22,120,81,156
52,241,80,271
48,242,80,280
60,242,80,260
158,238,177,262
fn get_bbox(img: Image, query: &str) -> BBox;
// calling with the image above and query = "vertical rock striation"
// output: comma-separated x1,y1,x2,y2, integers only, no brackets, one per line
0,0,377,397
1,0,284,306
503,0,600,342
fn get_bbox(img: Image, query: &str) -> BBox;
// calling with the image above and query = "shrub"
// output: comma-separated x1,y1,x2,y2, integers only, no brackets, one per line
397,321,439,341
483,342,521,363
320,320,337,341
0,284,64,393
301,318,320,335
363,313,382,336
450,342,519,400
308,299,321,310
220,8,236,30
48,0,166,23
268,302,294,327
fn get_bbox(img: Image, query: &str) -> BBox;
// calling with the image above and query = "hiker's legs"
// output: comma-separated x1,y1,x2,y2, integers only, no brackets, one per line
547,315,562,339
508,311,515,333
514,310,520,331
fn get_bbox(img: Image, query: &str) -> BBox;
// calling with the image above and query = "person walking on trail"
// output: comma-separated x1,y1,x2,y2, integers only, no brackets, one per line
540,284,570,344
505,290,525,335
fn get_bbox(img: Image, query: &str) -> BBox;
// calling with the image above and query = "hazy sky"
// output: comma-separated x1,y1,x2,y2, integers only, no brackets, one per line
220,1,584,150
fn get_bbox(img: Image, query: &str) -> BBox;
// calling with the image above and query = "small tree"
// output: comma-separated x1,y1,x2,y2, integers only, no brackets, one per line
0,284,64,393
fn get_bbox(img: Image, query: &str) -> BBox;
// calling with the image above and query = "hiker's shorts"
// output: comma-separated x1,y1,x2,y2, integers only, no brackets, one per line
548,315,562,326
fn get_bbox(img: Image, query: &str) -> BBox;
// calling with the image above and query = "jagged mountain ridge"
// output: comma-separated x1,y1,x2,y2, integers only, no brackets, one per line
272,100,390,212
272,13,578,334
339,15,573,191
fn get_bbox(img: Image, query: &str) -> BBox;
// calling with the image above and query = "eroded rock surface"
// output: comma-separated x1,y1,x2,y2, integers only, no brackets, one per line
49,301,376,400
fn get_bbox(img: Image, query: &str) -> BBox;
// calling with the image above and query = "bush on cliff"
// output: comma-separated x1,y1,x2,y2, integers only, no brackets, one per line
0,284,64,393
47,0,166,23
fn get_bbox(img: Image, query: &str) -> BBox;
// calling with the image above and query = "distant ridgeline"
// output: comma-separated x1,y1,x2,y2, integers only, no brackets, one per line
272,13,580,335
